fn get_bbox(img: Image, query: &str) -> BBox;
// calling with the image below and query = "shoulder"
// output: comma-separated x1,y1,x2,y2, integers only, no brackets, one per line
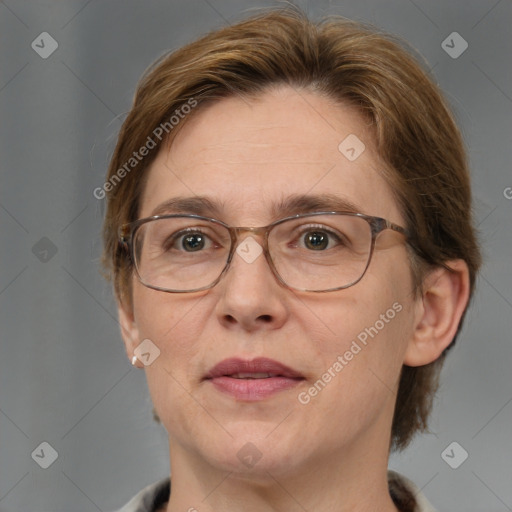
388,470,437,512
112,478,170,512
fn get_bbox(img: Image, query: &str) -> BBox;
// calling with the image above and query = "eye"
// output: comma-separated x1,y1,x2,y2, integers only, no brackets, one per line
304,231,328,250
180,232,206,252
165,229,213,252
296,226,343,251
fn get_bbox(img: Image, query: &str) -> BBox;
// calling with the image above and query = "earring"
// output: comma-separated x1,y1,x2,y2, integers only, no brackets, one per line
131,355,138,366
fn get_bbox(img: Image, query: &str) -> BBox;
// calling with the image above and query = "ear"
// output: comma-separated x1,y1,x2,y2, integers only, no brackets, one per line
404,259,470,366
118,299,143,368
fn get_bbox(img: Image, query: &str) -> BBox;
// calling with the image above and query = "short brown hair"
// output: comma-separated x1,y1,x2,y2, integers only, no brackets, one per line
101,8,481,450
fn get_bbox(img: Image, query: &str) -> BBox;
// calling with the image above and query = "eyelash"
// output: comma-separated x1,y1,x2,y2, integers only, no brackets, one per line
291,225,344,248
164,228,214,251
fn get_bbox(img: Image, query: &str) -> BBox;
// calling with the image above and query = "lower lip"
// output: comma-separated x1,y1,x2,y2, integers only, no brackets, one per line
208,376,303,401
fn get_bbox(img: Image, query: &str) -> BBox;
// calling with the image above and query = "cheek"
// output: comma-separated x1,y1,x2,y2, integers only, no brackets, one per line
295,263,413,401
132,285,217,440
132,283,211,388
294,297,411,446
133,282,208,351
303,296,408,382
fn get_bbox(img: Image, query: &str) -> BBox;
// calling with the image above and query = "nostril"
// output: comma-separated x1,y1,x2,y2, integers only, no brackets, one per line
257,314,273,323
224,314,237,324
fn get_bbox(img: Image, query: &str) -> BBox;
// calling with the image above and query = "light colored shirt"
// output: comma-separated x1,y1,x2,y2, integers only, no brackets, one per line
113,470,437,512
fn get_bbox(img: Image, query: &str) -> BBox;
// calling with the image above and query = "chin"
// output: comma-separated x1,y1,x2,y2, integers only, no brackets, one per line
196,425,307,479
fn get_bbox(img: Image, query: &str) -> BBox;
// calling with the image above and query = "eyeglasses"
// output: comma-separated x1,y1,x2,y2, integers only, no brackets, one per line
118,212,410,293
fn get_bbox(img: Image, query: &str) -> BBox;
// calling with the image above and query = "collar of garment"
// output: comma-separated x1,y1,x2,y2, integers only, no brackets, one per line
113,470,437,512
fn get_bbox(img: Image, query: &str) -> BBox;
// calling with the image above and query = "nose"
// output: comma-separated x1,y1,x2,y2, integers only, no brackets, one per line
214,235,289,332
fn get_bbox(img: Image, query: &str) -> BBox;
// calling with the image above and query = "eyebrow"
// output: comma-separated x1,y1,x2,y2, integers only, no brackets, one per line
149,193,363,220
271,193,361,218
150,196,224,217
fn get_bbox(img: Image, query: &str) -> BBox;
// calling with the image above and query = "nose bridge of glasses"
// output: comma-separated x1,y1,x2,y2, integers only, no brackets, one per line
226,225,287,290
231,226,268,247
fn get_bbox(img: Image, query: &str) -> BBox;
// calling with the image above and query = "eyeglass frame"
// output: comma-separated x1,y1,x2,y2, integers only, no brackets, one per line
118,211,412,294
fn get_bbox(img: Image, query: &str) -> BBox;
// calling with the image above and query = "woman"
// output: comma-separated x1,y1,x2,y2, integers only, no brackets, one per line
101,8,480,512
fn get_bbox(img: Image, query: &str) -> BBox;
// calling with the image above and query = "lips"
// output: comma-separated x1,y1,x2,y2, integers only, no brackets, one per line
205,357,304,401
206,357,303,379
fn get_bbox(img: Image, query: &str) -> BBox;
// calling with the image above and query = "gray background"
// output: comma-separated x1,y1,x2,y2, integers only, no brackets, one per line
0,1,511,511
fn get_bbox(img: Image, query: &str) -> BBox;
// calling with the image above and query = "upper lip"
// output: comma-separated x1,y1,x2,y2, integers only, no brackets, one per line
205,357,303,379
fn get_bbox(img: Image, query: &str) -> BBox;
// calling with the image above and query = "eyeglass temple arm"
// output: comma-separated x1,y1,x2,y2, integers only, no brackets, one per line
118,224,131,245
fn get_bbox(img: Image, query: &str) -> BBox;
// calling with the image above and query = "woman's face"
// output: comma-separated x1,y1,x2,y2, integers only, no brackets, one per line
121,86,419,476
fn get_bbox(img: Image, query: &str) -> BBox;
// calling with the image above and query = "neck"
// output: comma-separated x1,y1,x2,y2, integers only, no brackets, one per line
163,433,400,512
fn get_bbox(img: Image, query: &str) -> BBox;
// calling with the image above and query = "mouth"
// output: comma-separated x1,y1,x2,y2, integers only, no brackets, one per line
227,372,285,379
204,357,304,401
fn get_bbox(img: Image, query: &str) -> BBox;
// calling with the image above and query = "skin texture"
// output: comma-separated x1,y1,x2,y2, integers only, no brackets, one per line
118,86,470,512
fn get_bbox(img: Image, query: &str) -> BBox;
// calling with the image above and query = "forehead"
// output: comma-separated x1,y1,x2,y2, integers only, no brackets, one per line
139,86,403,225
